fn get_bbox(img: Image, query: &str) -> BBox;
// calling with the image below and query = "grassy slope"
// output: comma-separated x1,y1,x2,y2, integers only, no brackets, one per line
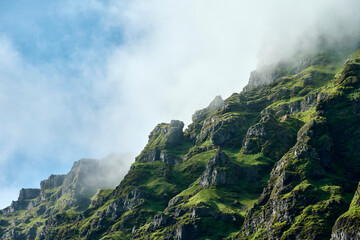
235,50,360,240
1,48,360,239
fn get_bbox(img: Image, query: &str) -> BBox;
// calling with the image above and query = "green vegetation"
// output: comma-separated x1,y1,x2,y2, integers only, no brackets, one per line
2,47,360,240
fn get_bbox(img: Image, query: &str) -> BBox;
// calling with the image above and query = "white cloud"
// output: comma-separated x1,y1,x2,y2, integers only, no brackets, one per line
1,0,360,208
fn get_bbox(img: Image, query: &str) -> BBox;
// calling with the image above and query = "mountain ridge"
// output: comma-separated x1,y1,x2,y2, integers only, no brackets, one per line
1,46,360,239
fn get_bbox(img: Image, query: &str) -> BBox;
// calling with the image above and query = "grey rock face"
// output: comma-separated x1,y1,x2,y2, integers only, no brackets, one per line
167,196,184,208
1,228,26,240
243,54,312,92
332,231,360,240
243,69,278,92
18,188,40,201
58,158,101,208
332,182,360,240
136,120,185,165
58,156,128,207
153,213,174,228
199,149,240,186
104,188,144,220
197,114,246,147
37,212,77,240
241,116,335,239
147,120,185,148
1,188,41,213
136,147,161,163
190,206,213,219
1,155,128,219
242,115,300,161
40,174,65,198
136,147,182,165
192,96,224,123
175,223,198,240
166,120,185,148
262,92,319,118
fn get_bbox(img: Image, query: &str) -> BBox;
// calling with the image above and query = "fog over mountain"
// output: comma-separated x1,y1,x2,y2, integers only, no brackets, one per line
0,0,359,209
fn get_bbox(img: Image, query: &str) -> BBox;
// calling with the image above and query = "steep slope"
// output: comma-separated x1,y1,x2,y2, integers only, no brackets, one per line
0,156,129,239
1,47,360,240
332,181,360,240
238,49,360,240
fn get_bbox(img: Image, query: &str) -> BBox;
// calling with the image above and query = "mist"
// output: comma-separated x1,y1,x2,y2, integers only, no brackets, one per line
1,0,360,208
87,153,136,191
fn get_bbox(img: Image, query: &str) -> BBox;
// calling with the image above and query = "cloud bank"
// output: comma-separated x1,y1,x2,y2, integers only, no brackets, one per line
1,0,360,208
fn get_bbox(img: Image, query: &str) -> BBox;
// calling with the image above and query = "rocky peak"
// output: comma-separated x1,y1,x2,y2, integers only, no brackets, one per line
208,95,224,112
136,120,185,164
18,188,40,201
242,52,333,92
335,51,360,87
59,158,114,206
2,43,360,240
148,123,170,142
192,96,224,123
147,120,185,147
166,120,185,147
243,69,278,92
40,174,65,198
1,188,41,213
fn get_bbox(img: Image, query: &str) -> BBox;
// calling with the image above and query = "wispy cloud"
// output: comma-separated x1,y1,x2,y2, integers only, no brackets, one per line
1,0,360,208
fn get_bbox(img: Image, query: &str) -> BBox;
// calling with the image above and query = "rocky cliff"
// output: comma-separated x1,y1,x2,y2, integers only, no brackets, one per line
1,47,360,240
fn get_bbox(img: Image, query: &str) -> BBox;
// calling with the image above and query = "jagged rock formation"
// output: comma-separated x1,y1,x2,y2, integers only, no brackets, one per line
136,120,186,165
1,47,360,240
40,174,66,200
243,53,319,91
0,155,130,239
332,182,360,240
1,189,41,213
192,95,224,123
199,149,241,186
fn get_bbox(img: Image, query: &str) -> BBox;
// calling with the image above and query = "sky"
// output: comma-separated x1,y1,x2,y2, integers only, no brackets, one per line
0,0,360,208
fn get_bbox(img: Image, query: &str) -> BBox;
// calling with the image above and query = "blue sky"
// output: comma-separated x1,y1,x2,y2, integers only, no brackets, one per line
0,0,132,207
1,2,106,64
0,0,359,208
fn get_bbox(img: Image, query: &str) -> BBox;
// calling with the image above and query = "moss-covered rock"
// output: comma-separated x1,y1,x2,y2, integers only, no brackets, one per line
2,45,360,240
136,120,190,165
332,182,360,240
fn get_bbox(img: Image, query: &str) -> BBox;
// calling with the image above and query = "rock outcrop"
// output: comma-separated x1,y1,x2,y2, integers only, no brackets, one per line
332,182,360,240
18,188,40,201
40,174,65,199
242,52,325,91
192,96,224,123
243,68,282,91
242,114,302,160
261,91,319,118
1,188,41,213
2,42,360,240
136,120,186,165
199,149,240,186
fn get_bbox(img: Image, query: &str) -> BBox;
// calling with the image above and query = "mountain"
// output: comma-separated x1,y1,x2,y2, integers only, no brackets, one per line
1,46,360,239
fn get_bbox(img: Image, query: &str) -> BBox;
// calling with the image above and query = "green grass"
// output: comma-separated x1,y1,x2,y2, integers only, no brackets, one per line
224,149,274,167
165,140,193,156
294,107,316,122
175,150,216,172
282,180,312,199
172,150,216,188
3,48,360,240
45,186,62,194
